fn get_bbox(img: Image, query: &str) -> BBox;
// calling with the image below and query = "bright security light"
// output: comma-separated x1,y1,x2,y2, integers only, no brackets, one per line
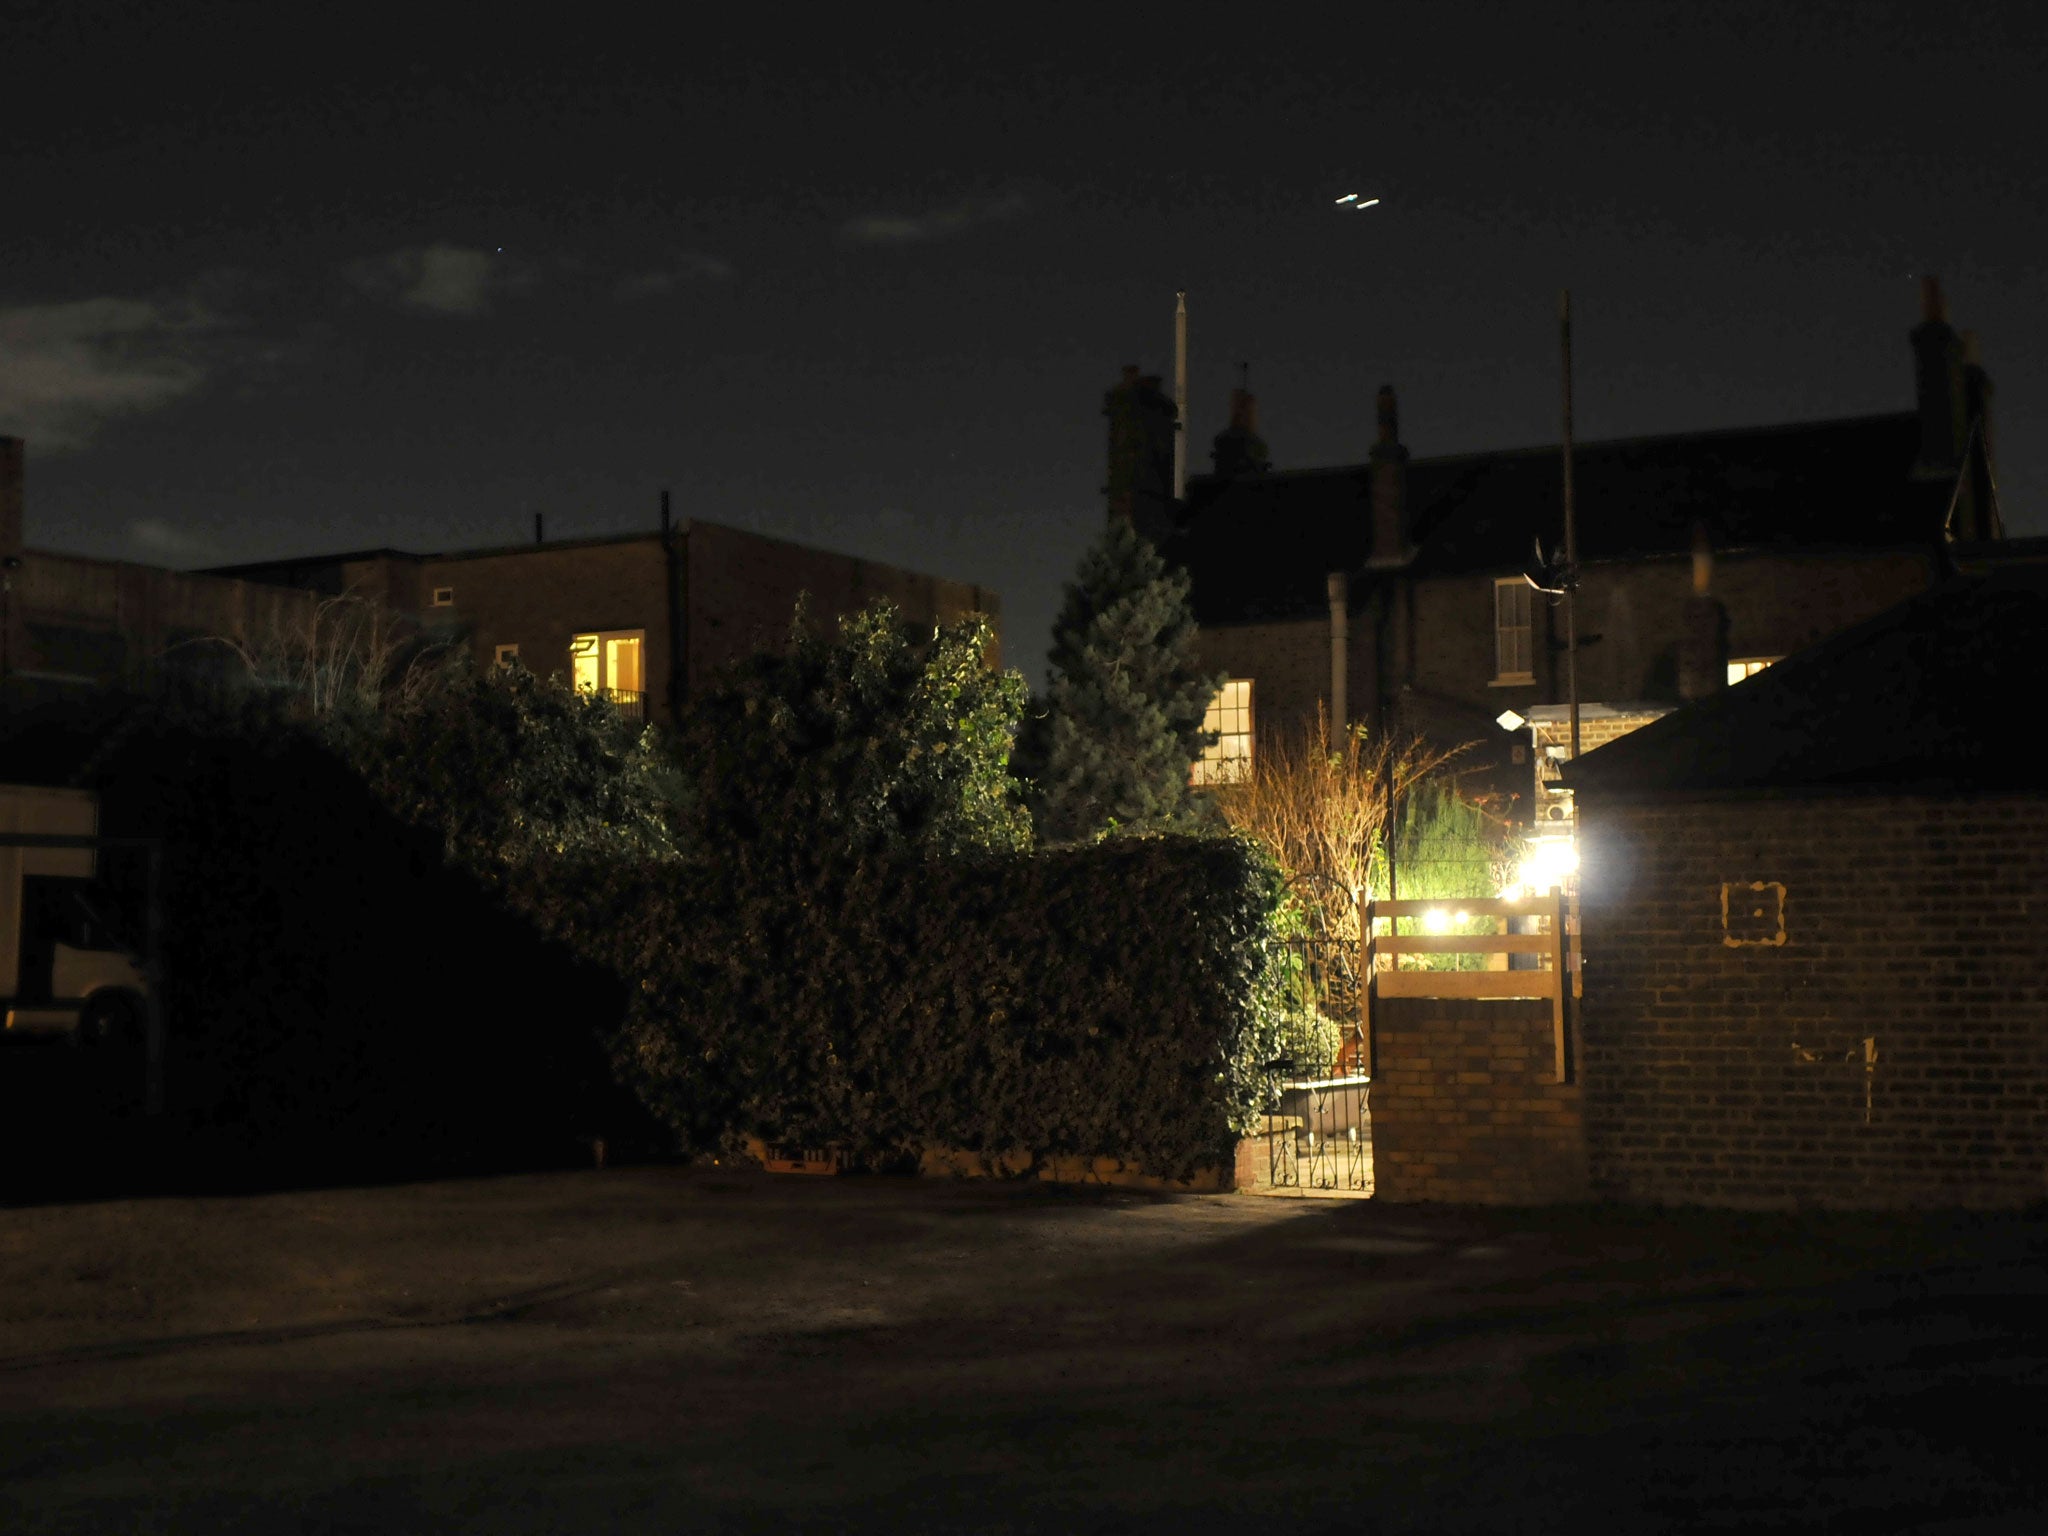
1518,836,1579,895
1423,908,1452,934
1335,193,1359,203
1496,709,1526,732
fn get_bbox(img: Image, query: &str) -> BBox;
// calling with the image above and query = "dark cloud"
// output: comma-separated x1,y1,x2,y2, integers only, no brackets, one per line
0,286,227,451
837,192,1030,246
613,253,734,299
344,243,542,316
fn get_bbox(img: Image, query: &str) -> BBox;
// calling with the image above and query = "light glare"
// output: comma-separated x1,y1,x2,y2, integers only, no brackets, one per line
1517,836,1579,894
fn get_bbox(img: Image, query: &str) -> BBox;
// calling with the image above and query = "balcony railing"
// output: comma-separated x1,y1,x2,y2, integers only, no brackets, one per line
599,687,646,722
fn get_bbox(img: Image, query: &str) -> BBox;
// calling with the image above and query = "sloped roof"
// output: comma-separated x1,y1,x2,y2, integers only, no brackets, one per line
1562,558,2048,797
1173,412,1950,623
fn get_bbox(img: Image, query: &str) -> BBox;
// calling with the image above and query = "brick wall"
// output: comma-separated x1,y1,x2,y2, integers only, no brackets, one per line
684,523,999,693
2,439,23,676
1369,997,1589,1204
1561,551,1937,702
1579,791,2048,1208
227,526,999,725
420,537,672,710
1195,618,1330,750
1191,548,1940,769
0,438,21,561
13,550,316,683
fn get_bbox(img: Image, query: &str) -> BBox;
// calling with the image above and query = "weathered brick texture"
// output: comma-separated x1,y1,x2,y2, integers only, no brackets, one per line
1579,792,2048,1209
1190,548,1938,753
1369,997,1589,1204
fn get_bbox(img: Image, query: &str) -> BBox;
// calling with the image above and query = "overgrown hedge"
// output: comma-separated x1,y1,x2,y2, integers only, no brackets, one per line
527,834,1291,1177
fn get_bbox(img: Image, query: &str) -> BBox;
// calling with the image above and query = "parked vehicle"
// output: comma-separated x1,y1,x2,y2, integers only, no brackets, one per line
1,785,149,1044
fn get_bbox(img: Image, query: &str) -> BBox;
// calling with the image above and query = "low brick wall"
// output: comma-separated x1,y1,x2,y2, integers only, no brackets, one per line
1369,998,1589,1204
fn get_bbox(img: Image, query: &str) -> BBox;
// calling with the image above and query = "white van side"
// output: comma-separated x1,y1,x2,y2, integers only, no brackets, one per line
1,785,150,1041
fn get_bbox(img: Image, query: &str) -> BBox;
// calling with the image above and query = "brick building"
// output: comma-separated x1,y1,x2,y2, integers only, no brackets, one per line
1,440,999,724
1562,558,2048,1208
1149,280,2003,833
2,437,322,700
212,516,1001,726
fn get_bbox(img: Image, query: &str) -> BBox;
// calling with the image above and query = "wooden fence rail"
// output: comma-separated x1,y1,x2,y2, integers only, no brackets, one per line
1366,894,1571,1083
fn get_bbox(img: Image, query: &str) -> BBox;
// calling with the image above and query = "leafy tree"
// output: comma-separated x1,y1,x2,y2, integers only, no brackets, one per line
674,601,1030,872
1018,517,1223,843
343,654,684,879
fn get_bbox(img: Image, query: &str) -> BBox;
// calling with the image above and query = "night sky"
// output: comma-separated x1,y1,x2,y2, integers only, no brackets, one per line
5,3,2043,682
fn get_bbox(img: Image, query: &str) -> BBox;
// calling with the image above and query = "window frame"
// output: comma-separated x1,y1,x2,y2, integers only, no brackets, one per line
1192,677,1254,786
569,628,647,698
430,586,455,607
1492,577,1535,685
493,643,520,668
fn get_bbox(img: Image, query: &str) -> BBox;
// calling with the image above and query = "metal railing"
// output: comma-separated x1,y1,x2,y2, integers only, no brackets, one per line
598,687,646,722
1366,894,1574,1083
1258,1076,1372,1195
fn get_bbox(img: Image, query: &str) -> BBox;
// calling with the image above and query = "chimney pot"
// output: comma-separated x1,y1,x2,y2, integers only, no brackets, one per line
1367,385,1410,565
1920,274,1949,325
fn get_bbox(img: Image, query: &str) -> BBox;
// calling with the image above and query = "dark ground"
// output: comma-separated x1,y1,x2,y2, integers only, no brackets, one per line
2,1168,2043,1533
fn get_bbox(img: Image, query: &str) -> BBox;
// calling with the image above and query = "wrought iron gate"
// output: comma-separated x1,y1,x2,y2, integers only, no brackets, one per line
1259,1075,1372,1194
1257,874,1372,1195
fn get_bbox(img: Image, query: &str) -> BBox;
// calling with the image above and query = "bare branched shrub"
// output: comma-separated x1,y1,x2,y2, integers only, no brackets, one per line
1210,705,1457,938
171,587,447,719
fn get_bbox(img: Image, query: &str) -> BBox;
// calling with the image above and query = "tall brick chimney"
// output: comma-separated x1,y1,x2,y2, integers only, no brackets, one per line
1210,386,1271,478
0,437,21,562
1910,276,1968,482
1104,365,1180,543
1,437,23,680
1366,385,1410,566
1676,522,1729,702
1959,328,2001,540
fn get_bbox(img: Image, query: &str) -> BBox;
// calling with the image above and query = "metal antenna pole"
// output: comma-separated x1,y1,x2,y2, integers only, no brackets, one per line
1172,292,1189,503
1560,290,1581,764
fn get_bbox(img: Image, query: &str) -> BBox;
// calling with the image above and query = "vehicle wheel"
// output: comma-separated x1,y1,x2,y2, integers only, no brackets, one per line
78,991,145,1050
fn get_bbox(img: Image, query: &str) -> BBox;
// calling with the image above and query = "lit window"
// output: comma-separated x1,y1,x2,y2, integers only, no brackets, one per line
571,630,648,719
1192,678,1253,785
1727,656,1779,685
493,643,520,667
1493,578,1533,682
431,586,455,607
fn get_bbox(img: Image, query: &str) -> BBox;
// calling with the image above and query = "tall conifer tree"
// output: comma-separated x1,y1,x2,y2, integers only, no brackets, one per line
1019,517,1223,842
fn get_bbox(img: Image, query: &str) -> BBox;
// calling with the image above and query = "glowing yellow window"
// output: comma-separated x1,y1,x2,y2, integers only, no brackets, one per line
1727,656,1779,685
1192,678,1253,785
570,630,647,717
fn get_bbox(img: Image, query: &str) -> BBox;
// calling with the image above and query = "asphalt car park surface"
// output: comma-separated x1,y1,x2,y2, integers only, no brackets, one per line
3,1168,2044,1532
